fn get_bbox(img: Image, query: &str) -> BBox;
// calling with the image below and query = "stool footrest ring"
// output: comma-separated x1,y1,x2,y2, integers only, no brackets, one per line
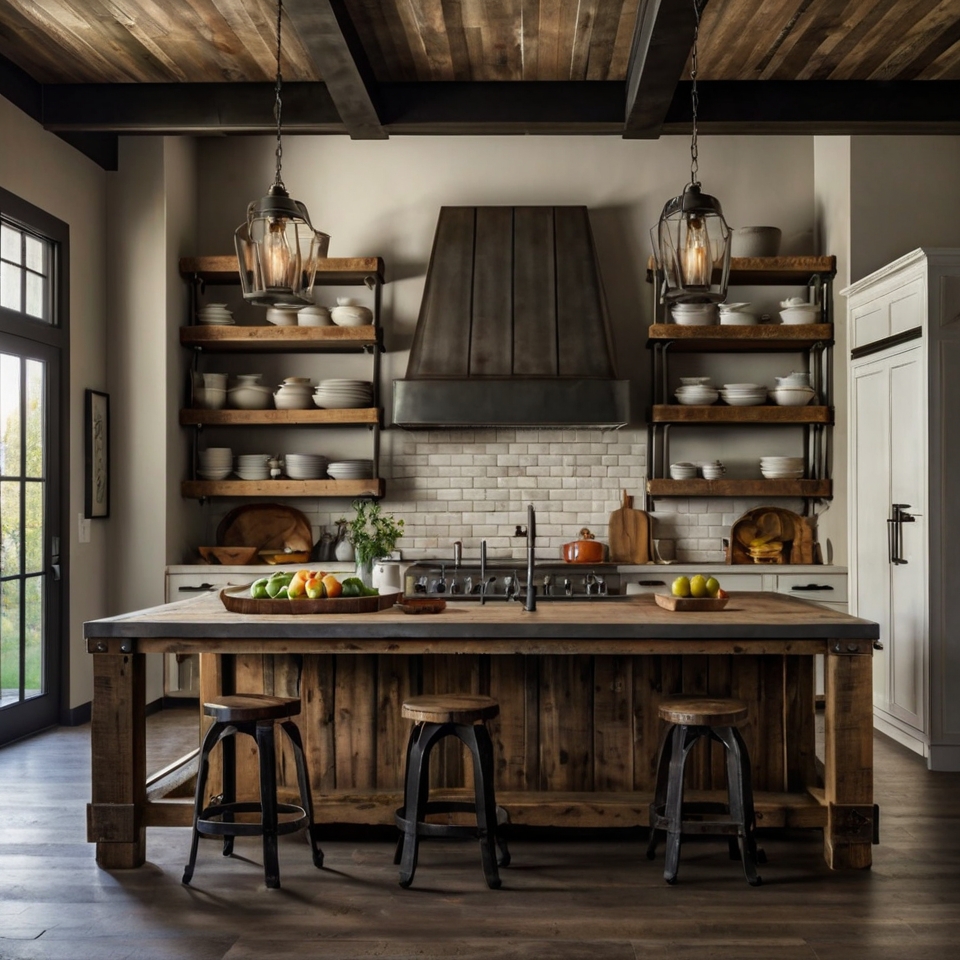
198,801,308,838
395,801,484,839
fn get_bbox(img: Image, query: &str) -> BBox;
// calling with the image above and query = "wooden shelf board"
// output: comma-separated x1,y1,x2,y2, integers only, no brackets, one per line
651,404,833,424
179,255,384,285
647,323,833,350
182,478,385,499
180,325,379,352
180,408,379,426
647,478,832,498
646,255,836,286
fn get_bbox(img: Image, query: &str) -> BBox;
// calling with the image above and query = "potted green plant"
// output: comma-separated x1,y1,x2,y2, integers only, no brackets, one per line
347,499,404,586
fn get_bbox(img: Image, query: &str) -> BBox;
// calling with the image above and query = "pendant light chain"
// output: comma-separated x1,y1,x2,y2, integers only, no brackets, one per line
690,0,702,188
273,0,285,192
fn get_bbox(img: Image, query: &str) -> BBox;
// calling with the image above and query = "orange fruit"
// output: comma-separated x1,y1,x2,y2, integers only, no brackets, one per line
321,574,342,598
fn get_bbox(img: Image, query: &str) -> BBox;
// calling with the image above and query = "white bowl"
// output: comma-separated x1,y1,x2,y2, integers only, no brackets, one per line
266,307,299,326
675,389,719,405
779,304,821,325
227,385,273,410
199,387,226,410
202,372,228,390
770,387,815,406
273,393,315,410
720,313,759,325
331,305,373,326
298,308,332,327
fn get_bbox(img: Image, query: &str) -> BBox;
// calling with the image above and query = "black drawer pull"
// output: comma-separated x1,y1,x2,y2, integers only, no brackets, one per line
178,583,216,592
636,579,667,586
791,584,834,592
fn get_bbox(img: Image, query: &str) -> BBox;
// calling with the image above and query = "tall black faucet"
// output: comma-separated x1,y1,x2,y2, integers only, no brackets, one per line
525,503,537,612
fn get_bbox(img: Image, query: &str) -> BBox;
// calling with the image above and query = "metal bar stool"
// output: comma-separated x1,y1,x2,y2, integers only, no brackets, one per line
646,697,764,886
394,694,510,889
182,694,324,889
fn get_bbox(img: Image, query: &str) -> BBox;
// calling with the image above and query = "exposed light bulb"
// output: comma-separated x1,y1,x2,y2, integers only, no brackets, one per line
681,216,710,288
262,217,299,292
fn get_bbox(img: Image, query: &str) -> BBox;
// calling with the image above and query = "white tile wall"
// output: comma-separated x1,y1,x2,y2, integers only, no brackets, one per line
195,429,817,565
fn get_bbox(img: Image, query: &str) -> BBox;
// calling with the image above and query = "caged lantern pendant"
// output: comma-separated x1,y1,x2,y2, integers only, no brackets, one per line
651,0,730,305
235,0,329,307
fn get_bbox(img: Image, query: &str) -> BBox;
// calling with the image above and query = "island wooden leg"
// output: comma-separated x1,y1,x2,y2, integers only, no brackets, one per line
823,645,875,869
87,646,146,868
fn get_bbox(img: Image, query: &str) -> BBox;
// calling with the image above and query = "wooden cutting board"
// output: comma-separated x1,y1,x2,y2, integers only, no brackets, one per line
608,490,652,563
729,507,817,565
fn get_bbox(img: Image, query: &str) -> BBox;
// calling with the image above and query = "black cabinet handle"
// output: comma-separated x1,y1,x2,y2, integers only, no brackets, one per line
887,503,916,565
791,584,835,592
636,579,667,586
178,583,216,592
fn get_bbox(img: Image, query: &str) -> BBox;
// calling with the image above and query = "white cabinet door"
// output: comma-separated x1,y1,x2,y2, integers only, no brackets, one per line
851,344,926,734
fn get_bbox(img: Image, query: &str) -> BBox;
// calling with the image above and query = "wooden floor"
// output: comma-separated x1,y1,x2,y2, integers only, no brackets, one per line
1,709,959,960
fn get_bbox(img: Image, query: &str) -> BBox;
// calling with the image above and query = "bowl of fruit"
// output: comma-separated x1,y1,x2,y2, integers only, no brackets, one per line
655,574,730,611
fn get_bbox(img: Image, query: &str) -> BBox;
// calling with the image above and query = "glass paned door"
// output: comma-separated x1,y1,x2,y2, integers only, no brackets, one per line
0,334,60,742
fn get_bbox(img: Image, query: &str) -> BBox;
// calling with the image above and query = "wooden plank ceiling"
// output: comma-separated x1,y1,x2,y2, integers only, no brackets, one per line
2,0,960,169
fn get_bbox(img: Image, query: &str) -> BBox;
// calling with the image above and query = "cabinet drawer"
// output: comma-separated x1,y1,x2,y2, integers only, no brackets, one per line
625,572,764,595
165,573,254,603
774,574,847,602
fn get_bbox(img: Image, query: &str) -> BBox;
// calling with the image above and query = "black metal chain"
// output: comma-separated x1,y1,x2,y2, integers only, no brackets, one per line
690,0,702,187
273,0,285,191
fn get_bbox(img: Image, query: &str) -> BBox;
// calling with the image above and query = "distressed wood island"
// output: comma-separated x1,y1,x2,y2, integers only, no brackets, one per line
85,591,879,873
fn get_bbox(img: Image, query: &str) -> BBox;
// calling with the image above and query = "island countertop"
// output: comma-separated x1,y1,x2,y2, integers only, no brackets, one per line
85,590,879,875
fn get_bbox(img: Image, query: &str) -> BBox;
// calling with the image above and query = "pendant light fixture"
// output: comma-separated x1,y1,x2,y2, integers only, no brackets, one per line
651,0,730,304
235,0,329,307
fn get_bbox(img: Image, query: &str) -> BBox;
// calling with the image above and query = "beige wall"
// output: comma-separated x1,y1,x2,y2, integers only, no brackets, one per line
0,96,108,710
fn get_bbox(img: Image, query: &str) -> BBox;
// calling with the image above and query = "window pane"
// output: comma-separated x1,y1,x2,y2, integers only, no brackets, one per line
25,359,43,477
1,353,22,476
0,579,20,707
0,224,20,264
24,235,44,274
25,271,46,320
23,576,42,700
0,261,21,311
1,481,21,577
24,482,42,574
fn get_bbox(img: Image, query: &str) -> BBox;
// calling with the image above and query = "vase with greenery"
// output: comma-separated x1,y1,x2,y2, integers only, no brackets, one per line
347,499,404,586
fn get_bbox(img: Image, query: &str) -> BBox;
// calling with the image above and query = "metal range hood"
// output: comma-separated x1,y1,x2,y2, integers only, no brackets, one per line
393,206,630,429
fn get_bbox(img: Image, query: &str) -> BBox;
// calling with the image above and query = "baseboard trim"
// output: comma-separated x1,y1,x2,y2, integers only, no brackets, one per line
61,701,91,726
874,711,928,757
928,743,960,772
161,696,198,711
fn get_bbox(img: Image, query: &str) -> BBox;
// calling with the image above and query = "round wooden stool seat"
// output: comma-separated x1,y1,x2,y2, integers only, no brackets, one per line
202,694,302,723
401,694,500,725
658,697,748,727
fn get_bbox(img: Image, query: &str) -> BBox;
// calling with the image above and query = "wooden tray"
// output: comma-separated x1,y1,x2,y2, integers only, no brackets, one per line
219,585,399,615
655,594,730,612
394,598,447,614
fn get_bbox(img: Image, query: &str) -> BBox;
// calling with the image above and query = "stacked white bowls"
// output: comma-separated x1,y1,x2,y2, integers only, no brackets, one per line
235,454,271,480
669,461,698,480
266,307,299,326
274,378,315,410
331,298,373,326
720,383,767,406
283,453,329,480
198,448,233,480
314,379,374,409
675,382,719,405
779,298,820,324
227,373,272,410
670,302,717,325
699,460,726,480
760,456,805,479
198,303,234,325
770,384,815,406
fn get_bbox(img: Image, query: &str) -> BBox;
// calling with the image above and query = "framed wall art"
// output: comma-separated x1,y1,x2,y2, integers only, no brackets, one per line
84,389,109,519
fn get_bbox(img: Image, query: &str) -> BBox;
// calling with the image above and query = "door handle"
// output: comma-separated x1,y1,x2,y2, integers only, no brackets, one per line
887,503,916,565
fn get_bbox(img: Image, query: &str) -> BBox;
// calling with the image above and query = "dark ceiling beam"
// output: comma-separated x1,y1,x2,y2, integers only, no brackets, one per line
623,0,702,140
662,81,960,135
41,82,343,133
283,0,386,140
0,52,117,169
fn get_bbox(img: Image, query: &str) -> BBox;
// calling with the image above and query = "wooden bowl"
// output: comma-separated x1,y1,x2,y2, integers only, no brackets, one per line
198,545,259,565
395,598,447,615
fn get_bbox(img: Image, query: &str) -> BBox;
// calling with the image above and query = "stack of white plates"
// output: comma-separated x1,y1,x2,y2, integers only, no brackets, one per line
314,379,374,409
720,383,768,406
198,303,234,325
198,447,233,480
283,453,330,480
327,459,374,480
675,384,719,405
235,454,271,481
760,456,805,479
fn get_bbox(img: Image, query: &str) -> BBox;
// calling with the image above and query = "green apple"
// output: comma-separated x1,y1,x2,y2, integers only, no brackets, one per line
705,577,721,598
689,574,708,598
671,576,691,598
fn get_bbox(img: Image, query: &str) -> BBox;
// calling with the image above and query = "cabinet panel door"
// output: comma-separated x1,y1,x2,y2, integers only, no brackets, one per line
888,347,926,731
889,278,923,337
852,359,892,712
851,301,888,348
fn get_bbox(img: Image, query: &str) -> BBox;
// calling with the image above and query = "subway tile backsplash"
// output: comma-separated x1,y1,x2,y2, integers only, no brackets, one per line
197,428,812,566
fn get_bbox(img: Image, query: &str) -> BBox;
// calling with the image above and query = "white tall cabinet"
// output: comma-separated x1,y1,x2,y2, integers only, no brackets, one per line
845,248,960,770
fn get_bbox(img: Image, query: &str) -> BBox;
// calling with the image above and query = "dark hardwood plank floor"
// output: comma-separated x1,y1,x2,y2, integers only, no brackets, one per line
1,709,958,959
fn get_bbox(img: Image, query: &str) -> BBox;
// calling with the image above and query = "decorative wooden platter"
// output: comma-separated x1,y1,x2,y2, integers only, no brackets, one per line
216,503,313,552
219,586,399,615
655,594,730,612
198,545,259,565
